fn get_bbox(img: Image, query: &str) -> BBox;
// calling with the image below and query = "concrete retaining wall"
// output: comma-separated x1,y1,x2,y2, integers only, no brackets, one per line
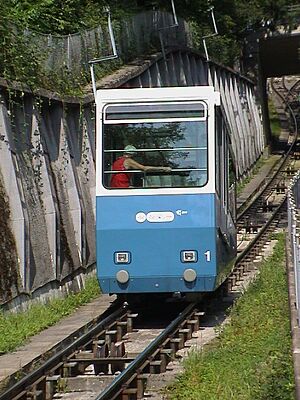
0,89,96,308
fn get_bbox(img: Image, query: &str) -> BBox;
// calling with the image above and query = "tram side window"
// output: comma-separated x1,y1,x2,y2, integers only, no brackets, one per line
219,116,229,210
102,103,209,189
228,145,236,221
215,111,222,196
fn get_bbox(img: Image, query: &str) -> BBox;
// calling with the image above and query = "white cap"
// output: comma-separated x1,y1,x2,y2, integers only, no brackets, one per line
124,145,137,155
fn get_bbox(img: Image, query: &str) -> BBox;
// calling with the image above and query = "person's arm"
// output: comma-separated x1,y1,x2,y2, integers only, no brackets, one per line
124,158,171,172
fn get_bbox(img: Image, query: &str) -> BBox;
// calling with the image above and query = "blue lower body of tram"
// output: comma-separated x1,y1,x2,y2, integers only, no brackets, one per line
96,193,235,295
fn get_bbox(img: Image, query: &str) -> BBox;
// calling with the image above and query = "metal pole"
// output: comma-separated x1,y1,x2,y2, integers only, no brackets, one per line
88,6,118,103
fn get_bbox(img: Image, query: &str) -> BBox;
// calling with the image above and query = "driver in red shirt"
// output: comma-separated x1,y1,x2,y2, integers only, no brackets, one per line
110,145,171,188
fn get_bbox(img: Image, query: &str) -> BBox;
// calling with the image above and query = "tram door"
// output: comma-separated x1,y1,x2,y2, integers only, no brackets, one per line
216,109,236,249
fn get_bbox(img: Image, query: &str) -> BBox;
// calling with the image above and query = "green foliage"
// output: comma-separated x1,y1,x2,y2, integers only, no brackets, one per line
0,8,34,85
0,0,132,94
0,277,101,353
174,0,297,67
167,233,294,399
10,0,105,34
0,0,298,92
6,0,139,34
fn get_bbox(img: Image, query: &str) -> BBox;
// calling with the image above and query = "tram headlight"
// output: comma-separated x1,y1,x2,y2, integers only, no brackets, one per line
181,250,198,263
116,270,130,284
183,268,197,282
114,252,131,264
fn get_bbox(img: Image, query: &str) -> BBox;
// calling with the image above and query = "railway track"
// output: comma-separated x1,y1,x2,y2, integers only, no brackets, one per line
1,77,299,400
236,151,296,258
0,186,291,400
0,300,206,400
235,76,300,275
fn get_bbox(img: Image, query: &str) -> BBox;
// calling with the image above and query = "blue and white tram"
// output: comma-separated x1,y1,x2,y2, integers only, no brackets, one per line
96,86,236,300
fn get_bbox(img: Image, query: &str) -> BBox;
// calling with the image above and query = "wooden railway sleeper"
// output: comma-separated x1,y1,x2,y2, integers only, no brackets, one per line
118,371,147,399
117,321,128,341
92,339,105,355
231,270,240,283
248,248,257,257
231,263,252,288
235,268,243,279
237,268,244,281
136,347,173,379
122,387,138,400
149,349,164,373
170,337,184,352
26,390,43,400
239,262,249,273
45,375,61,400
126,313,138,333
105,329,117,347
262,199,274,212
73,350,93,374
276,182,286,194
194,311,205,321
137,374,148,399
245,221,258,234
27,375,47,400
245,261,252,272
160,348,173,368
255,240,265,251
236,265,244,279
179,327,192,342
110,341,126,374
227,276,236,291
226,278,233,292
230,277,238,290
149,358,163,375
187,318,199,332
94,342,109,374
286,166,296,175
63,361,79,377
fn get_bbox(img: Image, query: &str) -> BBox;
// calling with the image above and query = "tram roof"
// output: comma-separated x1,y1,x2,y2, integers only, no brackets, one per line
96,86,220,105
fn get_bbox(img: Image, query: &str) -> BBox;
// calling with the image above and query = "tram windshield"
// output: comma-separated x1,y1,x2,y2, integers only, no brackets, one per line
102,102,208,189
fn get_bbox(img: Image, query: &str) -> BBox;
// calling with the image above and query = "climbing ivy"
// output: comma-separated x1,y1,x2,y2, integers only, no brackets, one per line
1,0,298,93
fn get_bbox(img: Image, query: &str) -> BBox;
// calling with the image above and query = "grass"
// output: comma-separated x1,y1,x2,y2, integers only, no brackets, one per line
167,233,294,400
0,277,100,353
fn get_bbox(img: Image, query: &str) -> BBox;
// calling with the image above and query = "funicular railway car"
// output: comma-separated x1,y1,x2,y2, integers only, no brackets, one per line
96,86,236,301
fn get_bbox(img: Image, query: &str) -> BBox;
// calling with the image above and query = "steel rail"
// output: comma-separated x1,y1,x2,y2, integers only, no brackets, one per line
271,77,299,136
95,302,196,400
237,78,299,221
237,157,286,221
2,77,298,400
234,76,299,278
236,197,286,266
237,149,295,222
0,306,126,400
